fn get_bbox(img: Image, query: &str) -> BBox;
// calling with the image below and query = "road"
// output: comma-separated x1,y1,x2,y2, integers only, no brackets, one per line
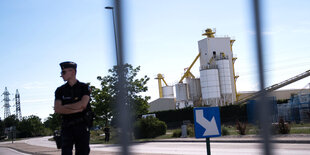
0,147,30,155
23,136,310,155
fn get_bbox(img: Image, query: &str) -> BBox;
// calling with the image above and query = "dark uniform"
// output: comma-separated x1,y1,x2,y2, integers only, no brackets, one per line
55,62,91,155
103,127,110,142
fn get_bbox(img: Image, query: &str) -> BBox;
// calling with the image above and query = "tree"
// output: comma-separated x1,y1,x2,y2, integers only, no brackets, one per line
3,115,19,128
43,113,61,131
91,64,150,127
17,115,45,138
90,85,113,127
0,119,5,138
18,118,32,138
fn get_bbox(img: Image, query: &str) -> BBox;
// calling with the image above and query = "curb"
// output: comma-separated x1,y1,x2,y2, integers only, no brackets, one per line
135,139,310,144
133,136,310,144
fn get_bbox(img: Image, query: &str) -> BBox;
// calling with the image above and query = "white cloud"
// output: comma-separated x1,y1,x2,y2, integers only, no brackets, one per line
247,30,255,35
22,82,47,90
262,31,277,35
22,98,52,104
292,28,310,34
246,30,278,36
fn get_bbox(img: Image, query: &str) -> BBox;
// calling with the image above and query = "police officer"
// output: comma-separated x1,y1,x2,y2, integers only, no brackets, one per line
54,61,91,155
103,126,110,143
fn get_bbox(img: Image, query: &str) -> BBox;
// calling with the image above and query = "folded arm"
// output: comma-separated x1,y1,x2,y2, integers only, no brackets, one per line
63,95,90,110
54,99,83,114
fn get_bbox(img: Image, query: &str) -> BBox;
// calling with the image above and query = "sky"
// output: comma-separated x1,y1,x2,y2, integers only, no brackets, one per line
1,0,310,121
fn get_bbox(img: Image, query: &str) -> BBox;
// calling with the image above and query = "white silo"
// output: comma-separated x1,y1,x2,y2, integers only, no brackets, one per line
216,58,233,105
200,69,221,106
162,86,174,98
198,30,237,103
187,78,201,101
175,83,188,101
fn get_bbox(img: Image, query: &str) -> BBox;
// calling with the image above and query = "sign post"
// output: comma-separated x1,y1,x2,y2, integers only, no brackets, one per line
194,107,221,155
206,138,211,155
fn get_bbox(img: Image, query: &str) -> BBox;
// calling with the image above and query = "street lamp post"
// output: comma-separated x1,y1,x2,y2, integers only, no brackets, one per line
105,4,131,155
105,6,118,55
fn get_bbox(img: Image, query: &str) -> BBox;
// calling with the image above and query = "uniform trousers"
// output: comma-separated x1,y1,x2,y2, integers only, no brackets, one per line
61,123,90,155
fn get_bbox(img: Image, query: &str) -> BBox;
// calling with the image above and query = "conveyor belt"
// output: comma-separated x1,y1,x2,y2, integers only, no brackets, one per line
236,69,310,104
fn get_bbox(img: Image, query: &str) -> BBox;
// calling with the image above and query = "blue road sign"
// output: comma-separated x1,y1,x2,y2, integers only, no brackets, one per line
194,107,221,138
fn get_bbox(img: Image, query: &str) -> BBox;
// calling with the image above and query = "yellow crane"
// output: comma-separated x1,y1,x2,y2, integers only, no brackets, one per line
179,53,201,83
155,73,168,98
230,39,240,101
177,29,216,83
178,29,216,83
156,53,200,98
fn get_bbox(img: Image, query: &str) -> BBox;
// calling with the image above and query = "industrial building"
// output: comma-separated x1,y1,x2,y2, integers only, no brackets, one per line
148,98,175,112
198,29,237,106
148,89,309,112
278,92,310,123
152,29,238,109
149,29,310,117
247,91,310,124
239,89,310,101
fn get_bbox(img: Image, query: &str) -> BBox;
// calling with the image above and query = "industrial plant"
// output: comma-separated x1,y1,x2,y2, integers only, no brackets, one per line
149,28,310,123
154,29,238,108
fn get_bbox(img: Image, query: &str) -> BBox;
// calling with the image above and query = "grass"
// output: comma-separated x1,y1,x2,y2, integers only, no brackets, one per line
222,125,238,135
88,123,310,144
290,128,310,134
290,122,310,127
89,129,119,144
154,131,173,139
221,124,252,135
90,128,192,143
221,122,310,135
290,123,310,134
221,123,310,135
133,129,180,142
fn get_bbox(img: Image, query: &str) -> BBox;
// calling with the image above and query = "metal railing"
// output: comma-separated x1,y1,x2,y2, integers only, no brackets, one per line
111,0,274,154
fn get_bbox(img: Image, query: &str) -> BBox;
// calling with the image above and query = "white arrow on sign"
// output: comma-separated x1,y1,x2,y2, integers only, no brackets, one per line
196,109,219,136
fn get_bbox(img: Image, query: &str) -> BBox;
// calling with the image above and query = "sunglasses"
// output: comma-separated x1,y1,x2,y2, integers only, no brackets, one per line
61,70,72,75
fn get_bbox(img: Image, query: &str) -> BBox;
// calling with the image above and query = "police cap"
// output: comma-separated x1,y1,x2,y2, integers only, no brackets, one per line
60,61,77,70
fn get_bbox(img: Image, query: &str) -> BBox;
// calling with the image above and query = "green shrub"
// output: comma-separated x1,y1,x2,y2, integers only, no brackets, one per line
42,128,53,136
247,125,259,135
171,124,195,138
187,124,195,137
134,117,167,139
236,120,247,135
172,129,181,138
272,118,290,134
221,126,230,136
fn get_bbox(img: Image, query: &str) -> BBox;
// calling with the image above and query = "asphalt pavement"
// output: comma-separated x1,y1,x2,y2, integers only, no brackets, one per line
0,147,30,155
0,134,309,155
